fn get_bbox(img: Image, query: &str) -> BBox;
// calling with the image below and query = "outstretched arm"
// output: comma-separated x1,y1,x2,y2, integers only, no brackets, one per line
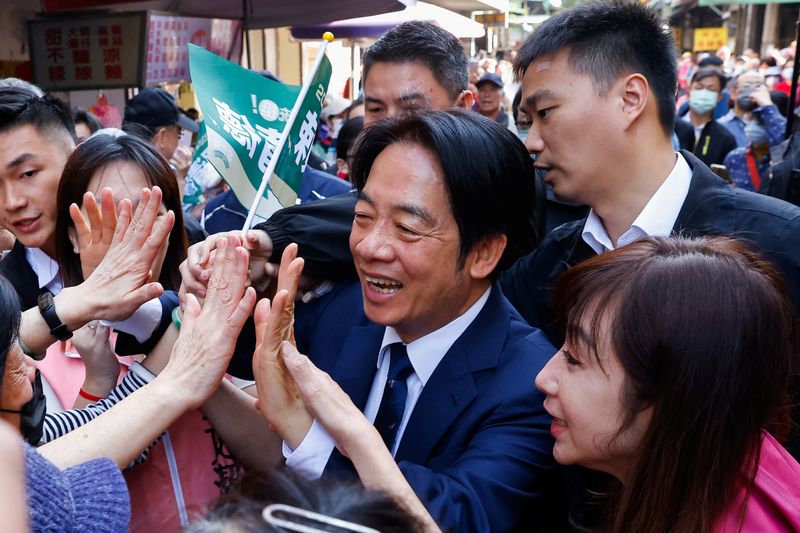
38,237,256,469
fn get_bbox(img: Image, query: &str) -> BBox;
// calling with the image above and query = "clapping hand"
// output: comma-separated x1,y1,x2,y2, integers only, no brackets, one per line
69,188,117,280
252,243,312,448
161,237,257,409
80,186,174,323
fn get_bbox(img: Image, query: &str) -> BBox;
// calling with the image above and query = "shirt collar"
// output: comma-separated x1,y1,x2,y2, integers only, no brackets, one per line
378,287,491,386
582,152,693,254
24,247,62,293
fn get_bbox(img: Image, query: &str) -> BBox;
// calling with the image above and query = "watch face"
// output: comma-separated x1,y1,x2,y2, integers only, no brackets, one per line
37,291,54,309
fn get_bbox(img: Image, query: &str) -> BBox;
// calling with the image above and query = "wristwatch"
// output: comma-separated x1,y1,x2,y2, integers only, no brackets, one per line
37,291,72,341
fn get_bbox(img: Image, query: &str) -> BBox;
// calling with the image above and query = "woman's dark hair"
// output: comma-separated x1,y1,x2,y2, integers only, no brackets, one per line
335,117,364,168
349,109,539,275
55,132,188,291
0,276,21,392
184,467,423,532
73,108,103,135
553,236,795,532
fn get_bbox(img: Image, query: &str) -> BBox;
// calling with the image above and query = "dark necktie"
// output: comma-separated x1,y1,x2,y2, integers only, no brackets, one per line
373,343,414,450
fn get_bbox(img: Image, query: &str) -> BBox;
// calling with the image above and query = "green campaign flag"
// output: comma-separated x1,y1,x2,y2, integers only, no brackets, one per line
183,122,210,207
188,44,332,220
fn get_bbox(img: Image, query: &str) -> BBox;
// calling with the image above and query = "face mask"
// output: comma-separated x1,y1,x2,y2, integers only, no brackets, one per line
19,370,46,445
689,89,719,115
516,129,529,143
745,121,769,146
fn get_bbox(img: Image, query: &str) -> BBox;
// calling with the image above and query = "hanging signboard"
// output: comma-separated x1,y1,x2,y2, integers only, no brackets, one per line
29,13,147,91
693,27,728,52
146,14,242,85
29,12,241,91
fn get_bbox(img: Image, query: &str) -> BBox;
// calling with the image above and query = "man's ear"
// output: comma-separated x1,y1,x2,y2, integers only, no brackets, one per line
454,89,474,110
336,158,348,175
466,234,507,280
152,127,168,150
619,73,649,130
67,226,80,254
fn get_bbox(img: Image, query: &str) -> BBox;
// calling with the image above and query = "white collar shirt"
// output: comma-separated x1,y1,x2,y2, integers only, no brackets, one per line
581,152,692,254
25,247,63,294
284,287,492,479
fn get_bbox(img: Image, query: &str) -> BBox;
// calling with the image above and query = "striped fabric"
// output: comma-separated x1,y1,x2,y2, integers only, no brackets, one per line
40,364,162,468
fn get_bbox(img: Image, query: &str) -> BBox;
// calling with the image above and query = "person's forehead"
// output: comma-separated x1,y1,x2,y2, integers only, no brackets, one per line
365,61,449,98
520,52,588,107
0,124,71,169
693,75,721,88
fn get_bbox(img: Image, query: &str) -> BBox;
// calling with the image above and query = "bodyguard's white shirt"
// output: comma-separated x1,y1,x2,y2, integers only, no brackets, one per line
582,153,692,254
284,287,492,479
25,247,161,342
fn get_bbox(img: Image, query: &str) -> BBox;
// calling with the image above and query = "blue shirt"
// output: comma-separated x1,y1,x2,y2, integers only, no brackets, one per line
719,104,787,148
724,147,770,192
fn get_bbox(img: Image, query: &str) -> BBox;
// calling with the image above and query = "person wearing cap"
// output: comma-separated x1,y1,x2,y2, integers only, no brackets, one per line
475,73,510,128
122,87,199,184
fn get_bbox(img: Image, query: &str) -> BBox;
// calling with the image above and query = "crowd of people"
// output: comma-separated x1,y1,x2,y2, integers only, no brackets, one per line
0,1,799,531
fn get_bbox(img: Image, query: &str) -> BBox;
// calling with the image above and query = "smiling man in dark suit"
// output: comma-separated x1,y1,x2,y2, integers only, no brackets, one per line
247,110,557,533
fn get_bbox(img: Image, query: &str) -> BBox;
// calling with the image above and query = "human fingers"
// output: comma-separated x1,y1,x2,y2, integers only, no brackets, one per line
179,258,208,299
203,238,233,309
181,293,202,332
120,281,165,312
83,192,104,244
109,199,132,246
100,188,117,244
144,209,174,252
244,230,273,258
227,287,257,333
69,203,91,246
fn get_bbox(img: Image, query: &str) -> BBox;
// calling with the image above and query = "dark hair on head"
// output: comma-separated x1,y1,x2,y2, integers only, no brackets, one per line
350,109,538,275
363,21,468,102
55,132,188,291
691,66,727,89
73,108,103,135
335,117,364,164
0,275,21,392
184,467,424,532
552,236,795,533
0,87,75,144
513,0,677,135
122,121,158,140
698,55,724,68
770,89,789,117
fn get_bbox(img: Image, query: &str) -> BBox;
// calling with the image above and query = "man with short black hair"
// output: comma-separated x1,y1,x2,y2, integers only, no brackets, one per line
505,0,800,458
677,68,737,165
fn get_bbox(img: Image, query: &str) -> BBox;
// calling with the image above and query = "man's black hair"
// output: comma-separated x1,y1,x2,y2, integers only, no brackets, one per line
691,67,727,90
698,55,724,68
0,87,75,144
350,109,538,276
363,21,468,102
513,0,678,135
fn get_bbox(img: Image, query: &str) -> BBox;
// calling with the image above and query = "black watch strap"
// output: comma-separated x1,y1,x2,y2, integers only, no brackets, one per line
37,291,72,341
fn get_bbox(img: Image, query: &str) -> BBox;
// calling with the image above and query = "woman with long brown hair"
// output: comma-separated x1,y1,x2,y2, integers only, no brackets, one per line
536,236,800,532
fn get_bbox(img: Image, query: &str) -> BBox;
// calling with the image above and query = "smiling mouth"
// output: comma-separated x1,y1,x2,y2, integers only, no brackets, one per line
552,417,567,426
365,275,403,294
12,216,40,231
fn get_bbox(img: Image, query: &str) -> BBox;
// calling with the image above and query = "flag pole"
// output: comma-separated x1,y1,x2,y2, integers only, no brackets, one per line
241,31,335,232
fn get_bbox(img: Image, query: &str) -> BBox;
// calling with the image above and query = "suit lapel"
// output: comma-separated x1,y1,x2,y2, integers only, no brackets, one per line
328,324,385,411
394,287,508,464
675,151,736,236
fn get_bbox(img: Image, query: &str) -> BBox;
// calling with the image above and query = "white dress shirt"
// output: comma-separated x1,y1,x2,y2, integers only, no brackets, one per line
582,153,692,254
25,247,161,342
284,287,492,479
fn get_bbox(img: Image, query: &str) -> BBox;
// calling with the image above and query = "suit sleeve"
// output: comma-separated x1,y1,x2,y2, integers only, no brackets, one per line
398,335,557,532
253,192,358,281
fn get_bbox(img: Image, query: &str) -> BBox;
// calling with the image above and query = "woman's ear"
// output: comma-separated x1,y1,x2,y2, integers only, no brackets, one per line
67,227,80,255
